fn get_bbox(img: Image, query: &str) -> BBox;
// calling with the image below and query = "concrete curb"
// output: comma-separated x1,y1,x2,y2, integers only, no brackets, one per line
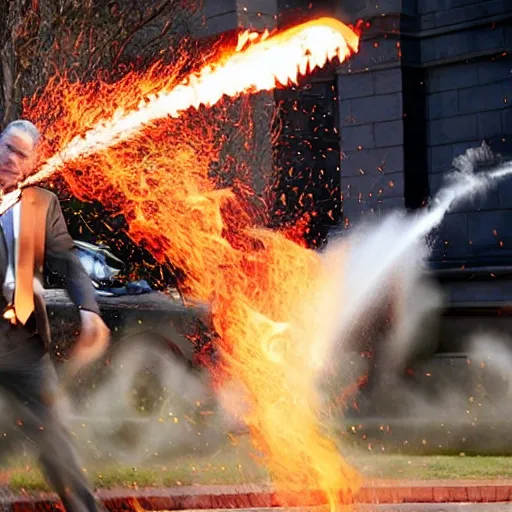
5,481,512,511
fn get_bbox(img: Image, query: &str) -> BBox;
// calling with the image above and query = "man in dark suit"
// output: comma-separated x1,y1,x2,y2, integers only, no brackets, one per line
0,119,110,511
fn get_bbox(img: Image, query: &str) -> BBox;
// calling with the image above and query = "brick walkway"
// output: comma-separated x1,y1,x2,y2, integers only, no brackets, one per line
1,480,512,511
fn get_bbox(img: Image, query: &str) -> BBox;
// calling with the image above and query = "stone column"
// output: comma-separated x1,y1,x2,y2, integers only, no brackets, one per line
197,0,278,35
192,0,279,197
335,0,429,228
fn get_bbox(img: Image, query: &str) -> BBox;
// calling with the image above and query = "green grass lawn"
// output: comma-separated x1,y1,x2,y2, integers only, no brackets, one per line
4,435,512,492
350,453,512,481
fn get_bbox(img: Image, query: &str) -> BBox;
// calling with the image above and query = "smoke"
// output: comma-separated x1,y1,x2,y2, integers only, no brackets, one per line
61,335,249,465
0,332,246,466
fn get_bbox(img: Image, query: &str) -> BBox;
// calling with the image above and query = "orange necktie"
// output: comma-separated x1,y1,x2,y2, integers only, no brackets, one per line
14,189,37,325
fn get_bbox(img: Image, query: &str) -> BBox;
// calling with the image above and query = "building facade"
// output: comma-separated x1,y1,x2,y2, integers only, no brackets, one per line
336,0,511,271
200,0,512,269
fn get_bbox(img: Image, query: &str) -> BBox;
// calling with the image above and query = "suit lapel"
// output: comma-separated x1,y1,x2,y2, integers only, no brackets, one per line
0,223,7,287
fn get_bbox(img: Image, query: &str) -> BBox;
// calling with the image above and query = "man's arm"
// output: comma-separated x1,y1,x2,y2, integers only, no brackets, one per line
44,194,100,314
44,193,109,375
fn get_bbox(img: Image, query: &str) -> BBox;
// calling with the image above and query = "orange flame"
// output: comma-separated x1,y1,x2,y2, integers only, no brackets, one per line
24,17,361,509
23,17,358,187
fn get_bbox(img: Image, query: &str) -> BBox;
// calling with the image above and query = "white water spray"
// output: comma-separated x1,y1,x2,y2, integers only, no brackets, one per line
317,153,512,369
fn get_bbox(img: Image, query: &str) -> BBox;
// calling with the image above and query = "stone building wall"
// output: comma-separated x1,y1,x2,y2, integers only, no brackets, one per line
336,0,511,269
192,0,279,198
196,0,279,34
421,0,512,266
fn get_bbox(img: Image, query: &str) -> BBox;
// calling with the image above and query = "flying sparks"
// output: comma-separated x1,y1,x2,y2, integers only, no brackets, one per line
23,16,362,510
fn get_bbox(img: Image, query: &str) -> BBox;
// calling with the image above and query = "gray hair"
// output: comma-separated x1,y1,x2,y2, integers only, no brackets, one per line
1,119,41,146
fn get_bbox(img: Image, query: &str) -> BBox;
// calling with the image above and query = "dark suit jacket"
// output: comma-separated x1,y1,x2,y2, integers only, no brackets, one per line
0,186,100,346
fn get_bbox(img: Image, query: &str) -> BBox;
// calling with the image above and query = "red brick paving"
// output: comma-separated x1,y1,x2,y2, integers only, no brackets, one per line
3,480,512,511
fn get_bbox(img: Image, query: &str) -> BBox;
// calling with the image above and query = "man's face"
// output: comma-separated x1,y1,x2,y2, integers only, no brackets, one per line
0,129,37,192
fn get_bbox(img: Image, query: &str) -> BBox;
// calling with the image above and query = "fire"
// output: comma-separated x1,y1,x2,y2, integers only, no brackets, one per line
23,17,361,509
23,17,358,187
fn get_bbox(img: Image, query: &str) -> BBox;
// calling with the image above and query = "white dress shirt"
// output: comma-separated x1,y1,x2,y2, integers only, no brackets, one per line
2,201,20,302
0,190,21,303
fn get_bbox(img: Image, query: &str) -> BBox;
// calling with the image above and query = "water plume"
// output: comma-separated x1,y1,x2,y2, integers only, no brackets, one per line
319,145,511,367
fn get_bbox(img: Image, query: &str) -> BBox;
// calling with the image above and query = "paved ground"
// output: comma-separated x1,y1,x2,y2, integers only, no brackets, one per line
362,505,512,511
1,481,512,511
175,507,512,512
